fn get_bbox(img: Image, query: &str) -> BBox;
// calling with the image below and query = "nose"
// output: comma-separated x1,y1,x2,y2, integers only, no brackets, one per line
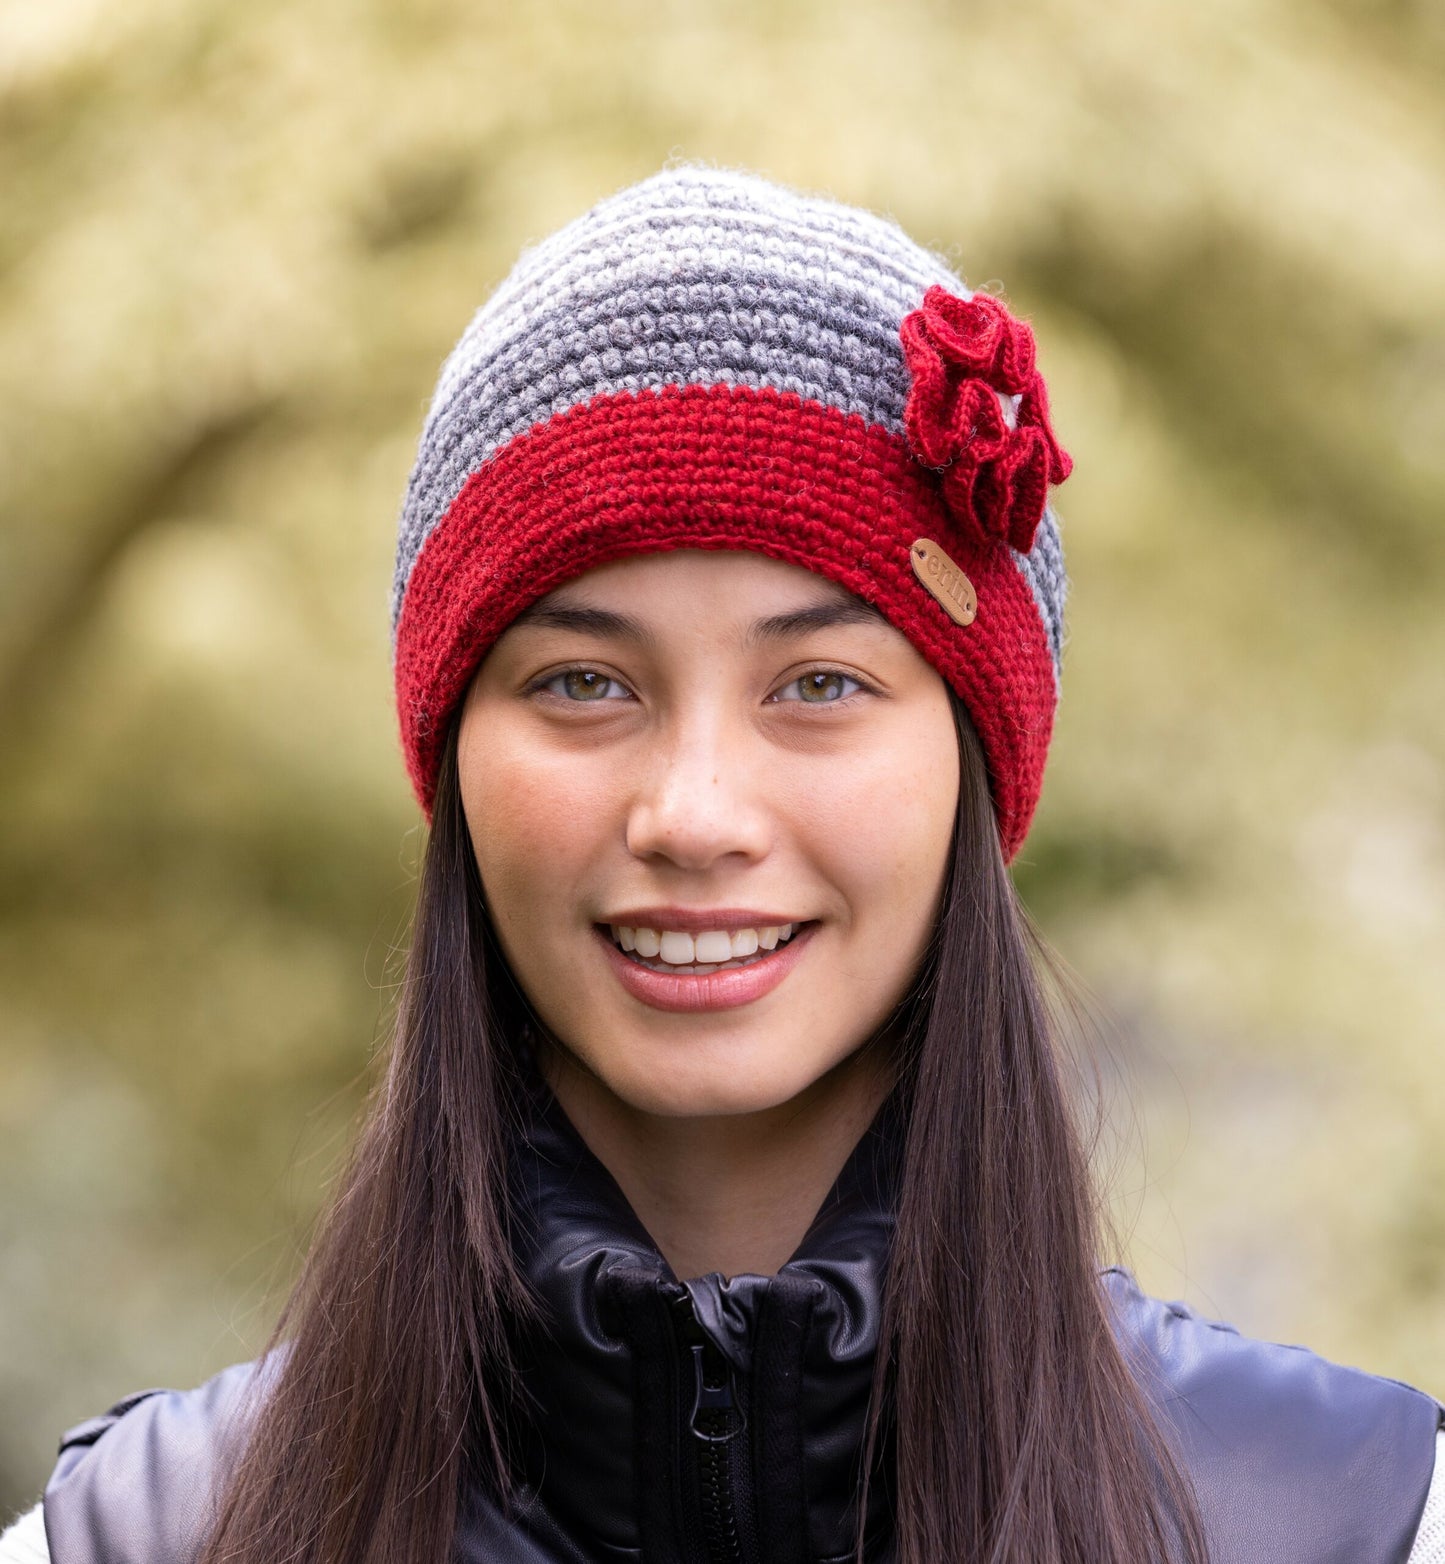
624,709,772,872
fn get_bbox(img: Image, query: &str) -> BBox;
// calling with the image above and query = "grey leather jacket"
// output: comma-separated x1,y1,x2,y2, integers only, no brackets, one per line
32,1081,1445,1562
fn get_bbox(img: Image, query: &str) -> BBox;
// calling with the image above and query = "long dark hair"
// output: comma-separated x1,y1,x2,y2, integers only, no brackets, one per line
860,698,1207,1562
199,695,1207,1564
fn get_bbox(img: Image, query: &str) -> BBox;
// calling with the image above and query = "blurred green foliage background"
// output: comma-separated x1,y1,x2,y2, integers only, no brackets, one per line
2,0,1443,1518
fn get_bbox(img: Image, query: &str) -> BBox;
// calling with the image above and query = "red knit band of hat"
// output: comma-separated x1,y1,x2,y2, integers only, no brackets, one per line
394,383,1056,861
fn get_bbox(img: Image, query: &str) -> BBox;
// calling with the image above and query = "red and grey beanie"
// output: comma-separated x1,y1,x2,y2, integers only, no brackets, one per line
392,166,1071,861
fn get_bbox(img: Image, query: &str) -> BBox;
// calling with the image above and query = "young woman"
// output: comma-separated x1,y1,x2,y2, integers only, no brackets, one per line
5,167,1441,1564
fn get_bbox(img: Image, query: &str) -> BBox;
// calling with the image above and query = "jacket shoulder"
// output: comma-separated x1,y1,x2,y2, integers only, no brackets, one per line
1104,1267,1443,1564
42,1358,274,1564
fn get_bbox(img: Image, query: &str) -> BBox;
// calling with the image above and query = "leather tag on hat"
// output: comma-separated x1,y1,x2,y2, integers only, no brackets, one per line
910,539,977,626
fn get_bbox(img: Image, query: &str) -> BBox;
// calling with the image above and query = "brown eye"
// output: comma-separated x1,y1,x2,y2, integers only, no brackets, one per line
801,673,846,702
775,671,861,704
546,669,627,701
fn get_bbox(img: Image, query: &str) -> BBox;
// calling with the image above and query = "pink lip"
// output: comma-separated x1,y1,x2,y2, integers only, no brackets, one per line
594,922,817,1013
600,907,806,935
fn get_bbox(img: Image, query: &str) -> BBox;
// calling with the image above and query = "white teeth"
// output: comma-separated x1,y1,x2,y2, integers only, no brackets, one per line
659,930,695,964
607,921,805,967
693,930,733,964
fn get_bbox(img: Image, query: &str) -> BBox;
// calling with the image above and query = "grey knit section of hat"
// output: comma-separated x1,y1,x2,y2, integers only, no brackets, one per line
392,166,1065,682
1020,506,1066,672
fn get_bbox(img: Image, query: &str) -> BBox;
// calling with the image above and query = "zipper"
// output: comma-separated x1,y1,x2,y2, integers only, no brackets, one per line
673,1294,755,1564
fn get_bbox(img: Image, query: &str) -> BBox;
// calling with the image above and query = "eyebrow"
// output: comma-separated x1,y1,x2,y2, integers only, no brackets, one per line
744,597,887,646
506,602,657,646
509,592,886,648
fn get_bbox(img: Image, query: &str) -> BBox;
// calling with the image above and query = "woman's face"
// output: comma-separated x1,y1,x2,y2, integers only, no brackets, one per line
457,550,959,1120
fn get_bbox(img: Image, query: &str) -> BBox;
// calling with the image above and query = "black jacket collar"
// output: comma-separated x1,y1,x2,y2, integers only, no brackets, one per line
502,1065,901,1561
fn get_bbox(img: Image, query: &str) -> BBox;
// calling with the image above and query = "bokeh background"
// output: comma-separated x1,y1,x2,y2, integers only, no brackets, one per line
2,0,1443,1519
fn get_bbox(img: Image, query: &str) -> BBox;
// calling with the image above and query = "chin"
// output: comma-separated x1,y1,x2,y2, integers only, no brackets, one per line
615,1075,803,1121
596,1041,862,1122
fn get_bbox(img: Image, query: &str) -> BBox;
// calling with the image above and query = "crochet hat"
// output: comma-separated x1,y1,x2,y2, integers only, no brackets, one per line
392,166,1071,861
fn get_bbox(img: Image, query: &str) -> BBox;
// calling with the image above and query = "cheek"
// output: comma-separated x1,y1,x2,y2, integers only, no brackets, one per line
787,715,958,960
458,727,619,945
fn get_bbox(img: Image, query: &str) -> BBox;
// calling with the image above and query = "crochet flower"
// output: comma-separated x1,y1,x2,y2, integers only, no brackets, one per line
900,286,1072,554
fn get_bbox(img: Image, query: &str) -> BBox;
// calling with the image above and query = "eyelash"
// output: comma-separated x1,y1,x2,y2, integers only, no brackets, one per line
525,665,874,707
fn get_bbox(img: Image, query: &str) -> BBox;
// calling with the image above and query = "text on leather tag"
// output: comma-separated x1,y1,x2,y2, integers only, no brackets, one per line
910,539,977,626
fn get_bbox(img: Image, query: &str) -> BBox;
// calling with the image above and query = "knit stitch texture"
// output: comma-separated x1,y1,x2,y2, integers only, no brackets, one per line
392,166,1070,859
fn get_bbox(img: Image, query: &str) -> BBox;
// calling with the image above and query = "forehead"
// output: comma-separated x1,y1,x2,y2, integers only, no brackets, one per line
507,550,887,631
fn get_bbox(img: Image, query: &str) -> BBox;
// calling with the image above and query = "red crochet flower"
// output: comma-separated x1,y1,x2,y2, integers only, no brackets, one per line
900,285,1072,554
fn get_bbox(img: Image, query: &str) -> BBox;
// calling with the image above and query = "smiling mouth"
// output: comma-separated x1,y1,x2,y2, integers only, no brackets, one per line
602,921,808,975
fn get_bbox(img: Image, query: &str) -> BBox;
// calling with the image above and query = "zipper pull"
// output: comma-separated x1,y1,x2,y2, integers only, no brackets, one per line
689,1337,745,1444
